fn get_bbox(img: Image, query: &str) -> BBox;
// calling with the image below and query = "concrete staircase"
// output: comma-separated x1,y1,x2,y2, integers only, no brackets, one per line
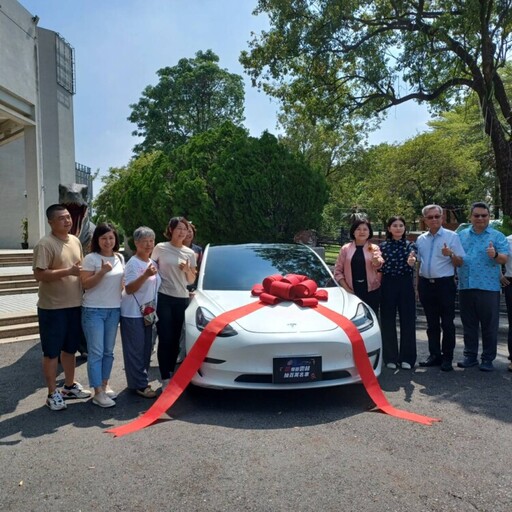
0,250,39,343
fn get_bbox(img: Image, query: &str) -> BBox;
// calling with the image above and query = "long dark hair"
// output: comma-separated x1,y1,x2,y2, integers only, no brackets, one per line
385,216,407,240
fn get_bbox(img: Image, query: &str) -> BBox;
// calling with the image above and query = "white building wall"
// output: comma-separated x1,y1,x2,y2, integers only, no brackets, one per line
0,0,38,248
0,0,38,104
0,0,77,248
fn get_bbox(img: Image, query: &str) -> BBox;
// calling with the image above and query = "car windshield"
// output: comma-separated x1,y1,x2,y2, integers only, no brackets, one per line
202,244,336,291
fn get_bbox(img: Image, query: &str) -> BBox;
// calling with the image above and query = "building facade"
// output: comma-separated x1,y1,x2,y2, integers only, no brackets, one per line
0,0,77,248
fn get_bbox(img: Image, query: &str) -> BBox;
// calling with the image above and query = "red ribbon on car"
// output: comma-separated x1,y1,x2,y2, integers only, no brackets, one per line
106,274,439,437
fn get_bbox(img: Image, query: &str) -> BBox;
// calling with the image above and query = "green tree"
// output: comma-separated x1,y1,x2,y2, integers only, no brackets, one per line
277,106,364,181
323,126,487,233
93,152,173,241
170,121,328,243
129,50,245,155
240,1,512,215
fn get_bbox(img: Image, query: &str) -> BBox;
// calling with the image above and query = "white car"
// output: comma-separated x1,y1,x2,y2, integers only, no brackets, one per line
184,243,382,389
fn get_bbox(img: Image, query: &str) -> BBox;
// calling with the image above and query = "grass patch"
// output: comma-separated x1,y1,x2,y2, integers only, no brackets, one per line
323,244,341,265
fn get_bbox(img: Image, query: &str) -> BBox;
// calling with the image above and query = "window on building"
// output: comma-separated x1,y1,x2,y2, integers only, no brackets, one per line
55,33,76,95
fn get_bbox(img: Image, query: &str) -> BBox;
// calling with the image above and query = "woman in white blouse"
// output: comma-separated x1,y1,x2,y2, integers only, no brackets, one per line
151,217,196,390
81,223,124,408
120,227,161,398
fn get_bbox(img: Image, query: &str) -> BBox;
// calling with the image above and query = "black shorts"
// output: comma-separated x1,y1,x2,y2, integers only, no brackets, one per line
38,307,82,358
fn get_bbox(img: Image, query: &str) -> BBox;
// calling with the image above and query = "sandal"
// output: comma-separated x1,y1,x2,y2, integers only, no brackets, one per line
135,386,157,398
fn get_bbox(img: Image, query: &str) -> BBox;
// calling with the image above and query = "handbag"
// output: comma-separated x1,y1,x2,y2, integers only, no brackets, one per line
133,273,159,326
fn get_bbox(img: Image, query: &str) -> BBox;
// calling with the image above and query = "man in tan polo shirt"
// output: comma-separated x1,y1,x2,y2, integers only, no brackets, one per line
33,204,91,410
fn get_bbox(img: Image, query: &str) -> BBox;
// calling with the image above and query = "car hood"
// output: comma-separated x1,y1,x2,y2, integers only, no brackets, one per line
196,288,350,334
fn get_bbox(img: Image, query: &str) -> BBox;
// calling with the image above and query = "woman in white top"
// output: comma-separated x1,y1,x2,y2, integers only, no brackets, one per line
81,223,124,408
120,227,161,398
151,217,196,389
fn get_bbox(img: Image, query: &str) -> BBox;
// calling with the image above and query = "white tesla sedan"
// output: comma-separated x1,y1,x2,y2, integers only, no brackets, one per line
184,243,382,389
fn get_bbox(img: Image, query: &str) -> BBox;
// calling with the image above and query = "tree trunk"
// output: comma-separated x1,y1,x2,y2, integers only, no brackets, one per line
492,135,512,218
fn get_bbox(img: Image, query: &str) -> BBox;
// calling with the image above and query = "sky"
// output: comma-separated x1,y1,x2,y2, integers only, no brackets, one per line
20,0,432,190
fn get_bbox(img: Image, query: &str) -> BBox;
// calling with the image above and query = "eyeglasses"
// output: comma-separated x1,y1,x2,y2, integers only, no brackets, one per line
472,213,489,218
425,215,441,220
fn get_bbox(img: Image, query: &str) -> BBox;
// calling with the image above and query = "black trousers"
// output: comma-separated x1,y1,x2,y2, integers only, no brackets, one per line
380,274,416,366
459,289,500,362
503,283,512,360
156,293,189,380
418,276,457,361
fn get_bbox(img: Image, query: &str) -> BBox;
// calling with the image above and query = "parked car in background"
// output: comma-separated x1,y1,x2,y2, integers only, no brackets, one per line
184,243,382,390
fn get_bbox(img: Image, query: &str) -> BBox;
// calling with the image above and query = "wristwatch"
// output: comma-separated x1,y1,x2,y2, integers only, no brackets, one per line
494,251,499,259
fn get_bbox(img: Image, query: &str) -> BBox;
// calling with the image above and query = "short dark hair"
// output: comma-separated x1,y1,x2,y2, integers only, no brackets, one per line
471,201,490,213
164,216,190,240
385,216,407,240
90,223,120,253
349,219,374,240
46,204,67,220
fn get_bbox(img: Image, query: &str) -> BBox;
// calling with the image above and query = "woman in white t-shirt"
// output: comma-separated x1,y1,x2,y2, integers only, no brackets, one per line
81,223,124,408
120,227,161,398
151,217,196,389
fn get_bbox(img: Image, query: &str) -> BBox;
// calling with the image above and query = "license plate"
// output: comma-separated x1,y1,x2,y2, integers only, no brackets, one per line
273,356,322,384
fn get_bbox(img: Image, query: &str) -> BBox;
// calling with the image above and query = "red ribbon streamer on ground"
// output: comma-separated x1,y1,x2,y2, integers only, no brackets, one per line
106,276,439,438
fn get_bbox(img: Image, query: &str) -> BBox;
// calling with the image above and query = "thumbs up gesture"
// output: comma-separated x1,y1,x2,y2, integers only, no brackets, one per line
371,247,381,266
441,242,452,257
100,258,113,275
407,250,416,267
486,241,497,259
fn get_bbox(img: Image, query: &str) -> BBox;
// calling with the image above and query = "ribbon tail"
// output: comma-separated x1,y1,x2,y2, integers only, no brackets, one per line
106,301,266,437
315,304,440,426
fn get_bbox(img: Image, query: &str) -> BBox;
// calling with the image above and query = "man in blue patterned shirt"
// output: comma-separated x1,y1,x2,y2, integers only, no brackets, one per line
457,202,508,371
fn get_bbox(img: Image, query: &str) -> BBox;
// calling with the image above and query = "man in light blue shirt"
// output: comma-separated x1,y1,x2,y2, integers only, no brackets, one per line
500,234,512,372
416,205,465,371
457,202,508,371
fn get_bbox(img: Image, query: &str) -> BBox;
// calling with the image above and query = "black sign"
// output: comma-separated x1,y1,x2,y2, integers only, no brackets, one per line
273,356,322,384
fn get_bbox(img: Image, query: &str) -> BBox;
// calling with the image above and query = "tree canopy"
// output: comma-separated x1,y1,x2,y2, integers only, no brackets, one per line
94,122,328,245
129,50,245,155
93,151,173,242
240,0,512,214
170,122,328,243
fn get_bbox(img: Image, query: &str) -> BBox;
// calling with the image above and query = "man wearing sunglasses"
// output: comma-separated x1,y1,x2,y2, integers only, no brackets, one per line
416,205,465,371
457,202,508,371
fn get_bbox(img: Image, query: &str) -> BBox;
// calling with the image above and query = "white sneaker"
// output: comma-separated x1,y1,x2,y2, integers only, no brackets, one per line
160,378,170,392
104,385,118,400
386,363,397,369
46,390,67,411
92,391,116,408
61,382,92,399
401,362,412,370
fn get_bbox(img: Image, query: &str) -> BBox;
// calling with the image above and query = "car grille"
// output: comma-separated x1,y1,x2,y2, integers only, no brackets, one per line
233,349,380,384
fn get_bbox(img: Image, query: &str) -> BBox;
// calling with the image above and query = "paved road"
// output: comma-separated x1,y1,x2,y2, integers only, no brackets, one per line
1,325,512,512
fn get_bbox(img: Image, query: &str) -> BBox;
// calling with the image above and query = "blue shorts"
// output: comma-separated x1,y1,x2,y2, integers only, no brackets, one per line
38,307,82,358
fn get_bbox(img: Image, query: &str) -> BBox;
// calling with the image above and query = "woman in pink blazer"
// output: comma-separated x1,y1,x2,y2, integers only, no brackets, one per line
334,219,384,315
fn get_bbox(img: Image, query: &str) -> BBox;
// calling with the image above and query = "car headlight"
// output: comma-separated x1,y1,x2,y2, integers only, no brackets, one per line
195,307,238,337
351,303,374,332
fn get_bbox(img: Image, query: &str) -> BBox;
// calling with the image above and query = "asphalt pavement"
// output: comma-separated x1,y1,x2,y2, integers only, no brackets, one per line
1,320,512,512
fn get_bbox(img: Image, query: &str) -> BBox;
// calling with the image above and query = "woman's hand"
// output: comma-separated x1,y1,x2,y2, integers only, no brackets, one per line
407,251,417,267
99,259,113,275
144,263,158,278
371,248,381,266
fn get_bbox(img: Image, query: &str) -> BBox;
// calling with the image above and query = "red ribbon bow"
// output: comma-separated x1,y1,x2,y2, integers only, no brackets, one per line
106,275,439,437
251,273,328,306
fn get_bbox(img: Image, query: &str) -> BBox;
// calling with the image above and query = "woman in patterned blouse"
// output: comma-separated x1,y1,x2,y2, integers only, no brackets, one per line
379,216,417,370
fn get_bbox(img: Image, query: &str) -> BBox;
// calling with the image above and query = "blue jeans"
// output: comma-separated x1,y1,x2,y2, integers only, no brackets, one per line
82,307,120,388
